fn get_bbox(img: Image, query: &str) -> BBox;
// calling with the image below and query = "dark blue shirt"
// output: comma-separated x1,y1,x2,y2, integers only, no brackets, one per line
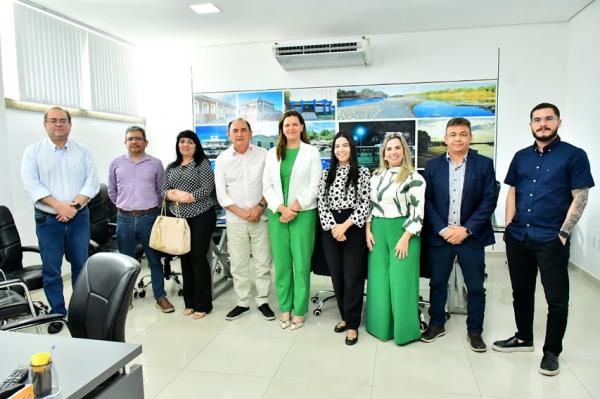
505,137,594,243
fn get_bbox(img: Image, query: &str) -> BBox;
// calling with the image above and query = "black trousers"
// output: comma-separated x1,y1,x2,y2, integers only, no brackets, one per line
181,208,216,312
321,209,367,330
505,231,570,356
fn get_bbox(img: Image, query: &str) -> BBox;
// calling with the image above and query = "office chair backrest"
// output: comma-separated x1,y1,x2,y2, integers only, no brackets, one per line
0,206,25,274
68,253,140,342
88,185,113,247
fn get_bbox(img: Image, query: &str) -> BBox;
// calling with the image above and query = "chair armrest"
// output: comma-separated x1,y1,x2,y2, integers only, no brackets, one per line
108,222,117,235
0,313,67,332
21,246,41,254
0,278,27,289
89,239,100,251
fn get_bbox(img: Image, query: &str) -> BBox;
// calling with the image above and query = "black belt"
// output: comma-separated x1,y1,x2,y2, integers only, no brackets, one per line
118,207,159,216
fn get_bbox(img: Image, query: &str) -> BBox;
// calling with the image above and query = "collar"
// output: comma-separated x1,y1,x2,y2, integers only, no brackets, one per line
125,153,151,163
445,152,468,164
47,137,70,150
533,135,561,153
232,144,253,156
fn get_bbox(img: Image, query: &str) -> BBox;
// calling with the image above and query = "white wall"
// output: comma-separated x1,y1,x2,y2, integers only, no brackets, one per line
565,1,600,278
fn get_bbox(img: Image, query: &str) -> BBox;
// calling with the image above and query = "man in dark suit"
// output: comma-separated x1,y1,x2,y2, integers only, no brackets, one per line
420,117,497,352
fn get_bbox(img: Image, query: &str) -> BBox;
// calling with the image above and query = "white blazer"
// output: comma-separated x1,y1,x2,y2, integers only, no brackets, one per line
263,142,322,213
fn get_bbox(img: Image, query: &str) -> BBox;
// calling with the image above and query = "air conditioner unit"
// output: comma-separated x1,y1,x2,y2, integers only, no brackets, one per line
273,37,370,70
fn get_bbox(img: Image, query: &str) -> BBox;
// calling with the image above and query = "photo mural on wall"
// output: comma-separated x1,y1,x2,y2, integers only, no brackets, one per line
192,79,497,171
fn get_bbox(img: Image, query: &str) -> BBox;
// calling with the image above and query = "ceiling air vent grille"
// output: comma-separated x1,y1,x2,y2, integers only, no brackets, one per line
273,37,370,70
275,42,360,57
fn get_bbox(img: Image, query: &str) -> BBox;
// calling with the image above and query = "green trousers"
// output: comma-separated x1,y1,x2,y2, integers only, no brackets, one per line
366,217,421,345
267,209,317,316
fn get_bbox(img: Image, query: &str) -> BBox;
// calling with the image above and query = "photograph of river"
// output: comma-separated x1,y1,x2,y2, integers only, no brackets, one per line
417,117,496,168
337,80,496,120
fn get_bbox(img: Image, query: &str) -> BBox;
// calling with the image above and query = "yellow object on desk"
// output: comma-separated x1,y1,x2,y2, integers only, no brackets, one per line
7,384,33,399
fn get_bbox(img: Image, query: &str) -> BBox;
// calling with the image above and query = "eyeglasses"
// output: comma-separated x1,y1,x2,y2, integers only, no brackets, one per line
46,118,69,125
126,137,145,142
531,116,558,124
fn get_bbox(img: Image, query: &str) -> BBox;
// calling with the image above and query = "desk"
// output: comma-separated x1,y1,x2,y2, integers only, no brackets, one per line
0,331,143,398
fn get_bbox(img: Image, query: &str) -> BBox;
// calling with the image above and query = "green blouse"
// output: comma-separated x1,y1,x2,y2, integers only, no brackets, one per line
280,147,299,206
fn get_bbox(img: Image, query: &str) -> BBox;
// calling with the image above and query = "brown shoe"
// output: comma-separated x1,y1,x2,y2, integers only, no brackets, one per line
156,297,175,313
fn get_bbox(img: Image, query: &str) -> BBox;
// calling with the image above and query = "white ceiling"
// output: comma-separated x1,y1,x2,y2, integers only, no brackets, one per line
27,0,594,47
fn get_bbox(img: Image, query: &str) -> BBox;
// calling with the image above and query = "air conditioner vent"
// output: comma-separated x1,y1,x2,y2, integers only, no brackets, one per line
273,37,370,70
275,42,360,56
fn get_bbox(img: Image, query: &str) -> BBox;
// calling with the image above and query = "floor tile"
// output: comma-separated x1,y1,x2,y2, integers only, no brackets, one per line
153,370,270,399
185,334,293,377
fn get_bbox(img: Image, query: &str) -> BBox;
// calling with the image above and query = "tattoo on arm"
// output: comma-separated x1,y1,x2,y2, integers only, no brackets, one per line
561,188,589,234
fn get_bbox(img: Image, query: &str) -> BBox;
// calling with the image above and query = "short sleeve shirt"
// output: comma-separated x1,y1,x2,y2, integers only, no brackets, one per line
504,137,594,243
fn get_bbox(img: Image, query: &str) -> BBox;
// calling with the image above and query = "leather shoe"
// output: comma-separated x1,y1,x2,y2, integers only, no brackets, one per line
47,321,64,334
334,322,347,333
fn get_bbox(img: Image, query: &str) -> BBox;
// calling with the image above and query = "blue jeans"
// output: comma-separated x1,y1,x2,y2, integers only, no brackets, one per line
35,207,90,316
116,210,165,300
428,242,486,332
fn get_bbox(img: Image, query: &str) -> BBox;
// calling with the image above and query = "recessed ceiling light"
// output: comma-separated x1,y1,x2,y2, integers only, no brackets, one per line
189,3,221,14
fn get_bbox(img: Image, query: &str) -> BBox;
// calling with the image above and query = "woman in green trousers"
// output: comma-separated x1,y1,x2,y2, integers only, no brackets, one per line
365,134,425,345
263,110,322,330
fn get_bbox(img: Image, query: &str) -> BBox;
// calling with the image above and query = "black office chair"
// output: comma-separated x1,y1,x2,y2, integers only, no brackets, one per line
1,253,141,342
0,205,48,318
0,278,39,326
0,206,44,292
88,184,121,255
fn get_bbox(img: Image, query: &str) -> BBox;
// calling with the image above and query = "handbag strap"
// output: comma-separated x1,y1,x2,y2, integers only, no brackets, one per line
161,196,183,218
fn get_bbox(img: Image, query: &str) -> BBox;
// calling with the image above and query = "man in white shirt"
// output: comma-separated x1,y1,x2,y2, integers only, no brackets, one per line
215,118,274,321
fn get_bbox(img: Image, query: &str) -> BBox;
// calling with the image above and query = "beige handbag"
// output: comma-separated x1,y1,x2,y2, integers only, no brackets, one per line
149,199,191,255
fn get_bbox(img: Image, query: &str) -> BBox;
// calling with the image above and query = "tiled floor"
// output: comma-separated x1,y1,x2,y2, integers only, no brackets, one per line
31,253,600,398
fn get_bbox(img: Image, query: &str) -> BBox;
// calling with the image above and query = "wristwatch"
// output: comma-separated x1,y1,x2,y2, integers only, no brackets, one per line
71,202,82,211
559,230,570,240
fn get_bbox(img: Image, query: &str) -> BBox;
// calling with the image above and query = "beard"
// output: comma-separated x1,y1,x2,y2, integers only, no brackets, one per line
531,126,559,142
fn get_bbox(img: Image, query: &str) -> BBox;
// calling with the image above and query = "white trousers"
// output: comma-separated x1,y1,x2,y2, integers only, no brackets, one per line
226,221,272,307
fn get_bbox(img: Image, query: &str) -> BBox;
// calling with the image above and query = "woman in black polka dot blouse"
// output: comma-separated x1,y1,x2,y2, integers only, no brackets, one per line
317,131,371,345
162,130,216,320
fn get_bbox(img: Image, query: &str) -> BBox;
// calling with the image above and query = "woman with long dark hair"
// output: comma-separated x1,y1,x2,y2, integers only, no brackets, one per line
162,130,216,319
263,110,322,330
365,134,425,344
317,132,370,345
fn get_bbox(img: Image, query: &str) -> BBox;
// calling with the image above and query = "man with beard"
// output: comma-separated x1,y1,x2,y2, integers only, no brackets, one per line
492,103,594,376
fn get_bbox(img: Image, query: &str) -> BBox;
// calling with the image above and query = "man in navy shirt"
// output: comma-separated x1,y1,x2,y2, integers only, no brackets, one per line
492,103,594,376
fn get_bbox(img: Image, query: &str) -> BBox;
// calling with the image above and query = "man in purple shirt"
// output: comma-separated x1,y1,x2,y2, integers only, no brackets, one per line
108,126,174,313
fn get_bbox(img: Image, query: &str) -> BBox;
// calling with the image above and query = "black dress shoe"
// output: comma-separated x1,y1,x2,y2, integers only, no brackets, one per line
345,332,359,346
334,322,347,333
47,322,64,334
